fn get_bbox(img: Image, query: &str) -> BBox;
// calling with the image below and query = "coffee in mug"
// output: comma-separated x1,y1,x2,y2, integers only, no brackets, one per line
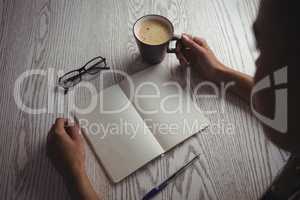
137,18,171,45
133,15,179,64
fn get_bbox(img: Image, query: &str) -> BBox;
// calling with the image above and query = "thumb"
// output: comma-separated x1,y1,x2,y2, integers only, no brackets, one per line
193,36,209,48
182,34,206,55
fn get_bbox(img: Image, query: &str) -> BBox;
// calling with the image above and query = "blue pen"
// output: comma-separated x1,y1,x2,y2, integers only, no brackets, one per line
142,154,200,200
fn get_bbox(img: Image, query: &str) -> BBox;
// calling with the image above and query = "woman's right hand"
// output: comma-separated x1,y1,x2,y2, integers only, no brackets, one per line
176,34,254,102
176,34,226,82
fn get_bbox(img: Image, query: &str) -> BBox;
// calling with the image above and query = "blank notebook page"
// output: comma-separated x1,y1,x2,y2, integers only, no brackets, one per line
78,85,164,183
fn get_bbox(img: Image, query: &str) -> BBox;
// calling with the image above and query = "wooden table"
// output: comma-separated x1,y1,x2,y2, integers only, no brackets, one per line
0,0,289,199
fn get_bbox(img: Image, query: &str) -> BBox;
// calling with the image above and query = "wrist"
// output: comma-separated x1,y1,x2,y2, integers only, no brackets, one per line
212,62,231,82
71,164,86,179
65,170,100,200
73,169,89,185
65,169,88,197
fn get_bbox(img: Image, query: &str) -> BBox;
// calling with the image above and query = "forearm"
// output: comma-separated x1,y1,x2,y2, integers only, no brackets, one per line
216,64,254,103
65,171,101,200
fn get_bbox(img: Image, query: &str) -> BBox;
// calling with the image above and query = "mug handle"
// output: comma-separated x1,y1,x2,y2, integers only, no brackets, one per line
167,35,181,53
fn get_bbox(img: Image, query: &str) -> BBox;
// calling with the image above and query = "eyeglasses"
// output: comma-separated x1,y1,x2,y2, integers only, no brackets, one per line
58,56,110,94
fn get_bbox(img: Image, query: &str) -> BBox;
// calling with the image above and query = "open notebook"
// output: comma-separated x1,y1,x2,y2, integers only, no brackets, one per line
77,66,209,183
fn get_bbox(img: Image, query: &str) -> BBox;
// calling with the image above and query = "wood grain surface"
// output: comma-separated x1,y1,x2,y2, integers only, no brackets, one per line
0,0,289,199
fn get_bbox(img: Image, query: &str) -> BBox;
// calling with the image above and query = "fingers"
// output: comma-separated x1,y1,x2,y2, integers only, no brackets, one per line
176,52,189,66
175,41,189,65
51,118,83,141
175,34,212,69
50,118,73,142
65,124,82,141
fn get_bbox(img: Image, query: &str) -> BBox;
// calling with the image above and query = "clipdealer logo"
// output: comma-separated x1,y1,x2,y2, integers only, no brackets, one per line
13,66,288,135
250,66,288,133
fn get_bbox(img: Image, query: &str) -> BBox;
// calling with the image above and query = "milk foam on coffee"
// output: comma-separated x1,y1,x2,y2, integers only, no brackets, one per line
137,19,172,45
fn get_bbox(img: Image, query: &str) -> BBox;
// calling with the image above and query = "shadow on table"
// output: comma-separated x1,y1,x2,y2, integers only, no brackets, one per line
14,141,71,200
